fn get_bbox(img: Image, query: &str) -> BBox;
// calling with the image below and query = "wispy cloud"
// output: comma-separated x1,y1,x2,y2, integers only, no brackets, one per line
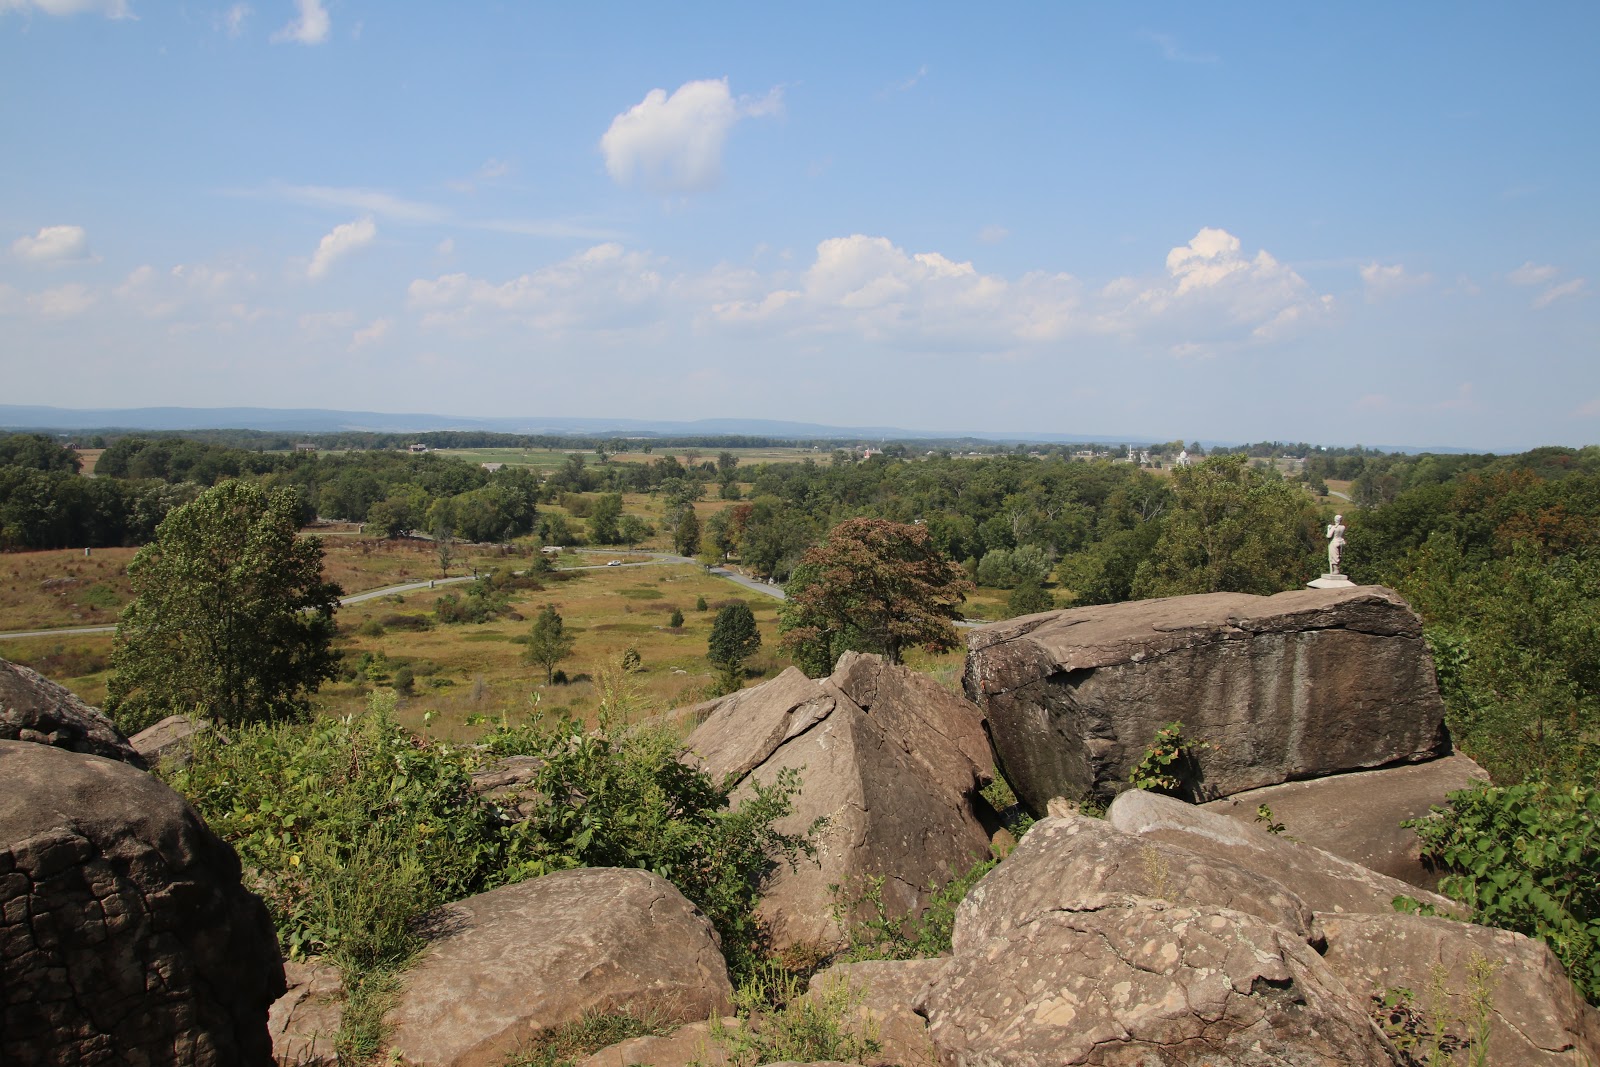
882,64,929,95
219,2,250,38
1360,262,1432,299
1144,31,1218,64
0,0,132,19
977,225,1010,245
1508,261,1559,286
272,0,328,45
247,183,622,241
1533,278,1586,309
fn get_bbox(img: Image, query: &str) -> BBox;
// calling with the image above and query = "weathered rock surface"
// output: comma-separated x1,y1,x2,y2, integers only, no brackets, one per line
384,867,734,1067
268,960,342,1066
1320,912,1600,1067
577,1020,735,1067
918,899,1396,1066
467,753,546,823
807,958,948,1067
1109,788,1460,916
130,713,211,767
683,654,996,949
0,739,285,1066
957,806,1320,953
964,586,1449,810
0,656,145,767
1201,754,1490,889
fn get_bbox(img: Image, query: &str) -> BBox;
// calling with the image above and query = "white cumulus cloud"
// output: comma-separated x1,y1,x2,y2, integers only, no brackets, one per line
601,78,781,194
408,243,667,332
350,318,391,350
307,217,376,279
272,0,328,45
12,224,93,264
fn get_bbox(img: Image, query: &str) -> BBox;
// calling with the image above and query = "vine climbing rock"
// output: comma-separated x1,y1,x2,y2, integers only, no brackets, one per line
0,739,285,1066
964,585,1450,811
0,656,145,768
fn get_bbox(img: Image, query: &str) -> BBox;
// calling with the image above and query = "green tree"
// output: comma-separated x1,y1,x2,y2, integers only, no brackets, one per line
617,513,651,549
1130,454,1321,599
588,493,623,545
105,479,343,731
672,503,701,557
708,602,762,692
525,604,576,684
780,517,973,671
1007,579,1054,617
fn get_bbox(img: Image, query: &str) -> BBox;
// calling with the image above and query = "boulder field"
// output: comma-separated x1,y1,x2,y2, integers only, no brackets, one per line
3,579,1597,1067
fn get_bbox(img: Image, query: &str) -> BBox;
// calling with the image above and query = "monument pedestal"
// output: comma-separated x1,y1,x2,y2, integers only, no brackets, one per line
1308,573,1355,589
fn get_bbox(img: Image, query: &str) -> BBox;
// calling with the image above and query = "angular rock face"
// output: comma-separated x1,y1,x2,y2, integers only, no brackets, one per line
1200,754,1490,889
0,656,145,768
385,867,734,1067
683,654,996,950
130,713,211,768
1319,912,1600,1067
964,586,1450,810
0,740,285,1067
1108,788,1460,916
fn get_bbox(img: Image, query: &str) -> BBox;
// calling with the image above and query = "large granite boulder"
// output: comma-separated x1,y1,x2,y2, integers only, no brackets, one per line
1108,788,1460,916
683,654,996,949
957,805,1321,952
964,586,1449,810
1320,912,1600,1066
385,867,734,1067
918,899,1395,1066
1201,754,1490,889
0,739,285,1066
0,656,145,767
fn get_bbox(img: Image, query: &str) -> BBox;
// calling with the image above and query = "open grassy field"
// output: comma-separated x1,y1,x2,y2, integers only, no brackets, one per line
432,445,822,471
0,548,139,631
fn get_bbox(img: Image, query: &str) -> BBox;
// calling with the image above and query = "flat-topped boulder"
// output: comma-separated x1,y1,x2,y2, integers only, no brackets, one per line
964,585,1449,809
1,656,145,768
683,653,996,950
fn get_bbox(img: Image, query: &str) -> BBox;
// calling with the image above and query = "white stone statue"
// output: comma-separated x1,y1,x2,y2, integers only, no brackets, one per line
1325,514,1347,575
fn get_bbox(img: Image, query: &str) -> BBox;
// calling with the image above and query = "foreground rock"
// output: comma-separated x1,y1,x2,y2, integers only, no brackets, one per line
1201,754,1490,888
267,960,342,1066
1108,788,1460,916
0,656,145,767
577,1020,734,1067
964,586,1449,810
0,739,285,1066
385,867,734,1067
683,653,996,949
1320,912,1600,1067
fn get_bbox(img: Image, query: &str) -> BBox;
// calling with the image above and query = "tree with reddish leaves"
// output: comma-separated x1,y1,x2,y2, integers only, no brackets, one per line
779,517,973,674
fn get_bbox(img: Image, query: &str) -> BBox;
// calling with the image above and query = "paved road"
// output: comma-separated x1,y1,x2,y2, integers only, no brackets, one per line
0,552,702,642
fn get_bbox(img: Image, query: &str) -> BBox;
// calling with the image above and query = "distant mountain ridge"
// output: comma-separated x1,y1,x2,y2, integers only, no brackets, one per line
0,404,1476,453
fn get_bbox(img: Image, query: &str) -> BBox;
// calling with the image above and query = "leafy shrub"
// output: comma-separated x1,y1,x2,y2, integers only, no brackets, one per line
668,608,685,628
833,855,997,962
378,612,431,631
1408,782,1599,1003
1128,721,1209,799
357,618,385,637
716,970,880,1067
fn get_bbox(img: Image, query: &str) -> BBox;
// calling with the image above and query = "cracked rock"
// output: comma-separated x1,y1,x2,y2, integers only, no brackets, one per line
1,657,145,768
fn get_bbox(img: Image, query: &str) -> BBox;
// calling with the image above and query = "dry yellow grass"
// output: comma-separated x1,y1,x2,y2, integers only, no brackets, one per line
0,548,139,631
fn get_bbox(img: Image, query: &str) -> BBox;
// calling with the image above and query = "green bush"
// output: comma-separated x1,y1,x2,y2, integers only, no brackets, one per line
166,692,811,983
1128,721,1208,799
1408,781,1599,1003
833,855,997,962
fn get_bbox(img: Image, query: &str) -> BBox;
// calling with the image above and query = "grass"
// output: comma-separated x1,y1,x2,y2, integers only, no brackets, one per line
502,1010,675,1067
0,547,139,631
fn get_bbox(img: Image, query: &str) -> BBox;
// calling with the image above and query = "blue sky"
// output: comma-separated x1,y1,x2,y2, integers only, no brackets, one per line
2,1,1596,449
